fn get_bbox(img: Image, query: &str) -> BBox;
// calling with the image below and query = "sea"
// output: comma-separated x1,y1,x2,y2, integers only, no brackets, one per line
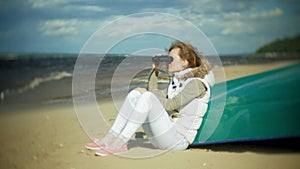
0,53,297,108
0,54,167,107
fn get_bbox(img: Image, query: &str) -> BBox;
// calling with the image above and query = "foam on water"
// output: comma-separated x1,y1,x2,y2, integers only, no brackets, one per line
1,71,72,100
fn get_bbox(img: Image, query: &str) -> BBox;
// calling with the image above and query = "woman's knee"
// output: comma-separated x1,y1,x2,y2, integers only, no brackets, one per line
128,90,142,98
127,90,154,100
141,91,153,98
126,90,142,107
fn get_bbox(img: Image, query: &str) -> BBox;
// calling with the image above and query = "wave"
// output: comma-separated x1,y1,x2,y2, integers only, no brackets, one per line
0,71,72,100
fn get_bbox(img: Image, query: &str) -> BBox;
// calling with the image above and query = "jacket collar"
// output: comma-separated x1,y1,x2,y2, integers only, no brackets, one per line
173,67,215,87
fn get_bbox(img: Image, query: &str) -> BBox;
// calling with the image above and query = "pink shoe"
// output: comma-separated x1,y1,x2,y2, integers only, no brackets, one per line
95,145,128,156
85,138,105,150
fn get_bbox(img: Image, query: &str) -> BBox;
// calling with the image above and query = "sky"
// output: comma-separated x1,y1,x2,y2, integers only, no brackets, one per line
0,0,299,55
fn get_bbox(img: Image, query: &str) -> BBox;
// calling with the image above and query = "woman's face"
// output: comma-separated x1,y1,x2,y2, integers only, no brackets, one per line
168,48,188,73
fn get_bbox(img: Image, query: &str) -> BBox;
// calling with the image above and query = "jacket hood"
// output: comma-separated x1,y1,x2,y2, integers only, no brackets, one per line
174,66,215,87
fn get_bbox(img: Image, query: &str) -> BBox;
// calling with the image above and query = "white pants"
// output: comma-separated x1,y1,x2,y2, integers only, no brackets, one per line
109,90,189,150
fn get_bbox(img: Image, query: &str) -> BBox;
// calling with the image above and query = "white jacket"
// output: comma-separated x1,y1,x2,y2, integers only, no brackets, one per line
167,70,214,143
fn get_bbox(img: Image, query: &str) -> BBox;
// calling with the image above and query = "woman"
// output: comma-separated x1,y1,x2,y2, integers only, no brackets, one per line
85,41,215,156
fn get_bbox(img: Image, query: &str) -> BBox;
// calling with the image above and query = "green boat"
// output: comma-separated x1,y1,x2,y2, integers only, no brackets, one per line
193,63,300,145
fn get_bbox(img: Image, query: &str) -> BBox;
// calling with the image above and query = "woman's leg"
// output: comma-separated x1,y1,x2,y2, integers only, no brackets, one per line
118,92,188,150
101,90,142,145
109,90,142,134
95,91,154,155
141,93,189,150
112,91,154,146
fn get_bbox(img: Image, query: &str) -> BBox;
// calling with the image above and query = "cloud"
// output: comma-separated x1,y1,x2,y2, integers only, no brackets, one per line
28,0,70,8
78,5,108,12
94,13,200,39
38,18,104,36
38,19,79,36
176,2,285,38
38,17,105,38
176,0,266,15
220,21,255,36
222,12,241,20
250,7,283,19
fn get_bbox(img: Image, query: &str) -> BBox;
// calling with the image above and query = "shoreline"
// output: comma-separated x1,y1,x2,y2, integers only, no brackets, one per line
222,60,300,81
1,60,300,169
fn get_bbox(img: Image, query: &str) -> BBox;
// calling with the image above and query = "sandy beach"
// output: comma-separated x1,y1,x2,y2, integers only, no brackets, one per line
1,60,300,169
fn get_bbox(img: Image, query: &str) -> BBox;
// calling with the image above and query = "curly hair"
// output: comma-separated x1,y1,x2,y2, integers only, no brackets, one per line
168,41,212,78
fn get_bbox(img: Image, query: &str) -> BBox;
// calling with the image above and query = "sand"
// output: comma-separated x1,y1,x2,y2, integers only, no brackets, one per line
0,60,300,169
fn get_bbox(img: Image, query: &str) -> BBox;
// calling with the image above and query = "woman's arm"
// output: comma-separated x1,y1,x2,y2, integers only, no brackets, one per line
152,79,206,111
147,70,158,91
166,79,206,111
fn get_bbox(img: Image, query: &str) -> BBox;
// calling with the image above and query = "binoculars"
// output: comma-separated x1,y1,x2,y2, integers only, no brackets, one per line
152,55,173,64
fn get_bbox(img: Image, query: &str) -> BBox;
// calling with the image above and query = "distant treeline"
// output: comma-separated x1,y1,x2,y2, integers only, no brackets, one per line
256,35,300,54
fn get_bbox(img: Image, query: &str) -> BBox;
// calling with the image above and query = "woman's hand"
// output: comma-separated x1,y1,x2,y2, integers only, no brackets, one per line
152,54,163,70
134,87,147,93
